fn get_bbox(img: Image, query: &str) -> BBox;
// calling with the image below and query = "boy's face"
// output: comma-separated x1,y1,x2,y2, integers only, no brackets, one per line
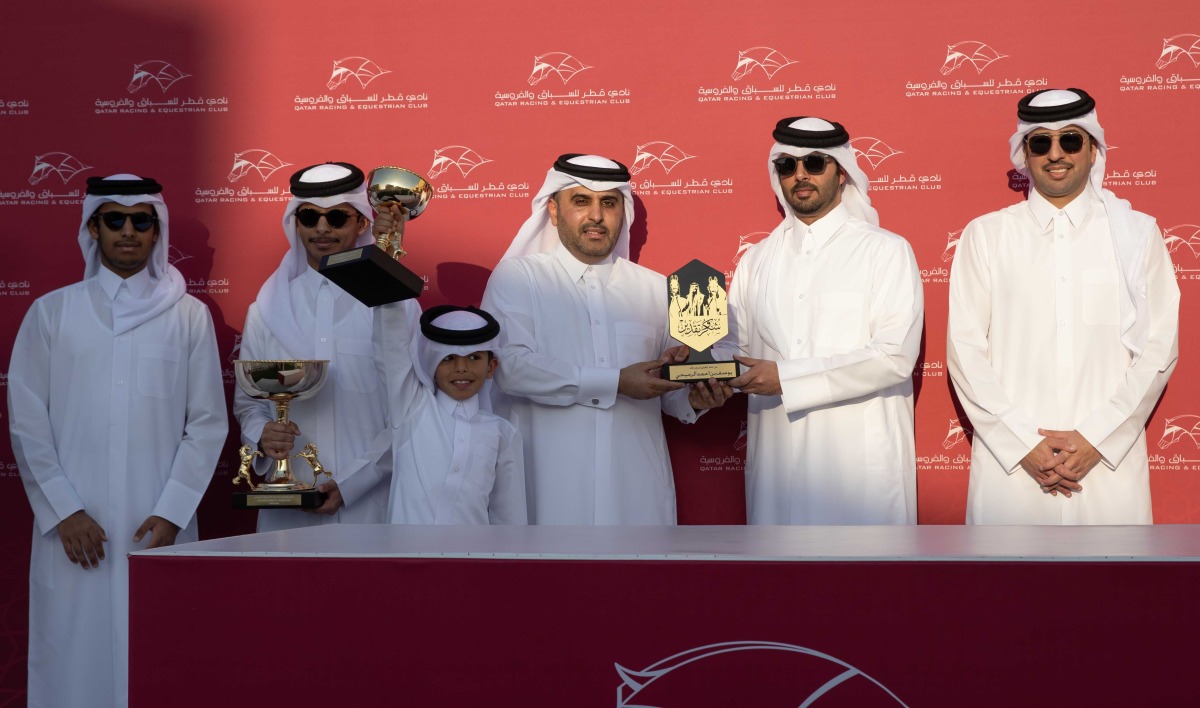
435,351,497,401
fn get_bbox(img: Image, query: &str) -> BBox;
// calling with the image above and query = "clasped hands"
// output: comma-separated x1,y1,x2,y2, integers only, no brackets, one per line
1019,428,1102,497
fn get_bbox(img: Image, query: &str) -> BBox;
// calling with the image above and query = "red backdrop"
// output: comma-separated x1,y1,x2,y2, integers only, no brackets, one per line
1,1,1198,703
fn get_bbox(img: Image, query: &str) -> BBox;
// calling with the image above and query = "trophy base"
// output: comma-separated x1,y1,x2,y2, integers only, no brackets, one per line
319,245,423,307
661,361,744,382
233,488,328,510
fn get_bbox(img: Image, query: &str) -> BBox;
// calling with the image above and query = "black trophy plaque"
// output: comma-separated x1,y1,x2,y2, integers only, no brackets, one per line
318,165,431,307
319,247,423,307
661,260,742,381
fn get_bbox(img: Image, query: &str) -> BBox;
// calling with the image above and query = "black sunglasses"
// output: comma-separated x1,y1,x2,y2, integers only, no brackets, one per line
1024,131,1088,157
773,154,833,178
296,208,356,229
95,211,158,232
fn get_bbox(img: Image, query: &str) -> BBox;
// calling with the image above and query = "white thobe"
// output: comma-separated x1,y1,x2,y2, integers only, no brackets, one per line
721,203,923,524
234,267,416,531
482,244,699,524
9,267,226,708
947,189,1179,524
373,303,526,524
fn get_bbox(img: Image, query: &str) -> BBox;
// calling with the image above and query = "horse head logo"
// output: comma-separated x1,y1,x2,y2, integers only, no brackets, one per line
941,230,963,263
29,153,92,185
127,61,191,93
227,150,292,183
631,142,695,176
850,137,904,170
1162,224,1200,259
1156,35,1200,69
731,47,796,80
939,41,1007,75
527,52,592,85
429,146,493,180
327,57,391,90
942,418,971,449
1159,415,1200,449
616,641,907,707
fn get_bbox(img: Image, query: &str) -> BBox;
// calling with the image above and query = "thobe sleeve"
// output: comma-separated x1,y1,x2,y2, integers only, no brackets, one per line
8,300,86,536
231,305,276,475
947,220,1043,473
484,259,619,409
776,237,923,415
331,444,389,510
661,387,699,424
151,304,228,528
487,423,527,525
372,299,424,426
334,300,420,509
1076,225,1180,469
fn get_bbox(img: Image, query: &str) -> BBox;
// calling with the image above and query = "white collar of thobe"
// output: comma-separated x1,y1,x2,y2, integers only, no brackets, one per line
436,389,479,421
787,201,850,254
297,264,340,301
97,265,154,301
554,241,614,284
1027,184,1150,359
1027,187,1094,231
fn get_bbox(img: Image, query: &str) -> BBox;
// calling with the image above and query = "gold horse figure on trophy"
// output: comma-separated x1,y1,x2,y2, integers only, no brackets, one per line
293,442,332,486
233,444,263,490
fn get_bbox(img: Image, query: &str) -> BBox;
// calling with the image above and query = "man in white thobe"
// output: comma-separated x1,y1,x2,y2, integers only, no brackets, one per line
8,175,227,708
720,117,923,524
234,162,419,531
947,88,1179,524
482,154,730,524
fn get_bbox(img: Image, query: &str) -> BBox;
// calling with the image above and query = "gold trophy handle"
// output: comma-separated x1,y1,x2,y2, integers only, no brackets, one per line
293,442,332,483
233,444,261,491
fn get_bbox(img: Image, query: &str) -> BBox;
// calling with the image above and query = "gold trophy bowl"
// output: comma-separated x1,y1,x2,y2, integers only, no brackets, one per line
368,166,432,231
317,166,431,307
231,360,330,508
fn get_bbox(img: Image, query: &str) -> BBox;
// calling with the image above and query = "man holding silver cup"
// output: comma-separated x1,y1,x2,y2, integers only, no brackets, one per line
234,162,420,532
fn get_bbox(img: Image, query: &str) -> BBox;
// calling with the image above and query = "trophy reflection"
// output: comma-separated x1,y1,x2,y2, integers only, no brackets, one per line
318,165,432,307
231,360,331,509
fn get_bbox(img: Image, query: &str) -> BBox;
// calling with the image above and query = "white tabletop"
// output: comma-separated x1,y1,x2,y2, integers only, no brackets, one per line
130,523,1200,562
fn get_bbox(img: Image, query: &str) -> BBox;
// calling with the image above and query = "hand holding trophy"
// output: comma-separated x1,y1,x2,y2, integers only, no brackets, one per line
318,166,432,307
230,360,331,509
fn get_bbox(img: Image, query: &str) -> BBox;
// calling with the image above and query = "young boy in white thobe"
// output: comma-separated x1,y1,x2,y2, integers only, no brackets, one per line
373,303,526,524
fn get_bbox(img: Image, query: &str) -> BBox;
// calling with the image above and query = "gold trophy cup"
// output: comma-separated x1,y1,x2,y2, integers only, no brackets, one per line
231,359,331,509
317,166,432,307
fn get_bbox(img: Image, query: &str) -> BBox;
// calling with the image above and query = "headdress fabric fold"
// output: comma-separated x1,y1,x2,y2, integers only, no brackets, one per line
255,162,376,358
78,174,185,335
413,305,501,390
501,154,635,261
